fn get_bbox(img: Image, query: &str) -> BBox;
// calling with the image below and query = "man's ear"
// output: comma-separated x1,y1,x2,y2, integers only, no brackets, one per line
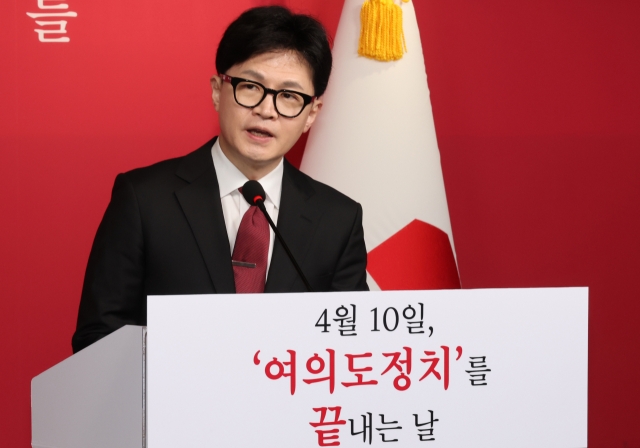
303,98,323,133
210,75,222,111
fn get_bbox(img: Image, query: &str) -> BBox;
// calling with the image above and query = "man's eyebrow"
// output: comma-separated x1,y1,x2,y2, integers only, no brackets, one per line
279,80,305,90
239,70,305,91
239,69,265,81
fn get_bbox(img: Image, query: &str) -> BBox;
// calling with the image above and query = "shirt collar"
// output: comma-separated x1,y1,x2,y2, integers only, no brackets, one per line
211,139,283,208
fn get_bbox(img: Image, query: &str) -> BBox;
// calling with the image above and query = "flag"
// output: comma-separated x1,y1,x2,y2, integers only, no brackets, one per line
301,0,460,290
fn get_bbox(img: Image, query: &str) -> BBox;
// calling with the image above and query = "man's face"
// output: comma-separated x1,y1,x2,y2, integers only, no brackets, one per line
211,51,322,179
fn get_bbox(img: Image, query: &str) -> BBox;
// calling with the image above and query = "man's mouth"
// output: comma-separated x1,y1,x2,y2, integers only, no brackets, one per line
247,128,274,138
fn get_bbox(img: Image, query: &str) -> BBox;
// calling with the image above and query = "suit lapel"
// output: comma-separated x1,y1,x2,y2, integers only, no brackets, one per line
265,161,322,292
174,138,235,294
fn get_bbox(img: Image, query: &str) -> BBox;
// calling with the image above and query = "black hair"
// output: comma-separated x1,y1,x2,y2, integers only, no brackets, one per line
216,6,332,97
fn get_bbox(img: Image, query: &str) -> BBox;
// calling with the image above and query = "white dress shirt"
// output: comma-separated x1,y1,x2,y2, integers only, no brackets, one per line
211,139,283,278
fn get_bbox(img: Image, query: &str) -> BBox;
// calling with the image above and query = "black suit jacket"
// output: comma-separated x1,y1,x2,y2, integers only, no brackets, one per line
72,138,368,352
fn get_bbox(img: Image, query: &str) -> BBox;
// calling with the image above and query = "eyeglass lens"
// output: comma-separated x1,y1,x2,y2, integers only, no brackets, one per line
234,81,306,117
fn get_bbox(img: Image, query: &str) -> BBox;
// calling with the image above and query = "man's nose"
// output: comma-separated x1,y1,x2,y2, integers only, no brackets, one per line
252,92,278,118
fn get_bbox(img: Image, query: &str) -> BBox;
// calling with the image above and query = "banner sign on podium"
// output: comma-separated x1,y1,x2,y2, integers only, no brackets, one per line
147,288,587,447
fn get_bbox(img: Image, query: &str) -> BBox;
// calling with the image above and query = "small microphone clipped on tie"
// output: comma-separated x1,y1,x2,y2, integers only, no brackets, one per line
241,180,313,292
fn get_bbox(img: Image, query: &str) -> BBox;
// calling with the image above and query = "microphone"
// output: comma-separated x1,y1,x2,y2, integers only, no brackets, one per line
241,180,313,292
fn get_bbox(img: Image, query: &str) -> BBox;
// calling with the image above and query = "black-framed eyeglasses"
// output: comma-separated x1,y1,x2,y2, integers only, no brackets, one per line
219,74,316,118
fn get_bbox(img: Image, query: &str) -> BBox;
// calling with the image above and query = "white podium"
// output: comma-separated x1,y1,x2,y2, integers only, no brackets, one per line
32,288,588,447
31,325,146,448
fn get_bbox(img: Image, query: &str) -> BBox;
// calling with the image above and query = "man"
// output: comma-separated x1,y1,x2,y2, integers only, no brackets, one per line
72,6,368,353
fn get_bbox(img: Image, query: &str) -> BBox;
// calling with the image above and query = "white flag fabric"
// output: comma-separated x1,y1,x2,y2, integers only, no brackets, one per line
301,0,460,291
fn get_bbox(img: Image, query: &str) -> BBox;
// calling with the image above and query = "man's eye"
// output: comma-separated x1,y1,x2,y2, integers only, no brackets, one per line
239,83,260,91
280,92,302,102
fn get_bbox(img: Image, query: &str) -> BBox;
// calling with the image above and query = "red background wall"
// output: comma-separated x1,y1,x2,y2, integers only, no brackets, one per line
2,0,639,446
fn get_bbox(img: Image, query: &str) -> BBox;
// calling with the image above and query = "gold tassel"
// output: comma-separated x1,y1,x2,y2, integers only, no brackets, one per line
358,0,407,62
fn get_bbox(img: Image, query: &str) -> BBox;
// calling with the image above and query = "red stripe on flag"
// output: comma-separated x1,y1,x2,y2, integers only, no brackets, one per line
368,219,461,290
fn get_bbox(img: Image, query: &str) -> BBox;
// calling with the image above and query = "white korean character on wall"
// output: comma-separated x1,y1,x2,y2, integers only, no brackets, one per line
26,0,77,43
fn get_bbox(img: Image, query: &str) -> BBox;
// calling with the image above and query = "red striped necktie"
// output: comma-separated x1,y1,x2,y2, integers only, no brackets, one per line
231,198,269,293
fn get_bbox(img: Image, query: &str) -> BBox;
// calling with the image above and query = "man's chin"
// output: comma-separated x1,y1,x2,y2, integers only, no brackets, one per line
240,145,284,165
235,149,283,173
246,155,283,168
